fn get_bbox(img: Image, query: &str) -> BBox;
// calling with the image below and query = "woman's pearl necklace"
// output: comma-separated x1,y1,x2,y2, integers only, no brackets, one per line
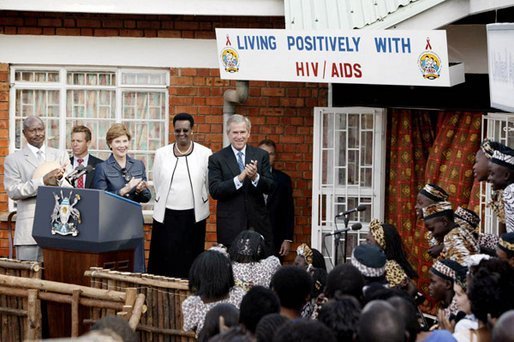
175,141,193,156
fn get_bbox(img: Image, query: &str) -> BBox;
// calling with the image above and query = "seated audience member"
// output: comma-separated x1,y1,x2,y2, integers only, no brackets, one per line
367,219,418,295
270,266,312,320
317,295,361,341
423,202,478,265
209,326,254,342
182,250,245,334
454,206,499,256
488,144,514,233
429,259,466,322
492,310,514,342
197,303,240,342
273,319,336,342
357,300,406,342
325,263,364,301
416,183,450,258
311,247,327,271
496,232,514,267
255,313,289,342
468,259,514,341
387,296,421,342
239,286,280,335
90,315,137,342
230,230,281,291
350,244,388,293
294,243,314,271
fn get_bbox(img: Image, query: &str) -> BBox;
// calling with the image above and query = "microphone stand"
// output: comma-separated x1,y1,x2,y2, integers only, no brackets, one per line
333,214,350,266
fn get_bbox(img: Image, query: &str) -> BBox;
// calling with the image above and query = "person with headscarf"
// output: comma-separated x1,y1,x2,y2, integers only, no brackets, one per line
423,202,479,265
229,230,280,292
488,144,514,234
496,232,514,268
367,219,418,296
429,259,466,323
350,244,388,296
454,206,499,255
416,183,450,258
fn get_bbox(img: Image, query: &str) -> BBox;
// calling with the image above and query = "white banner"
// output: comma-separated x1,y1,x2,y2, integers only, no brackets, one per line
487,23,514,112
216,28,454,87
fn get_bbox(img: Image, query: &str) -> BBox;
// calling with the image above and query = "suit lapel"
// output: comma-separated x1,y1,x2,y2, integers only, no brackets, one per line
222,147,241,177
23,147,40,169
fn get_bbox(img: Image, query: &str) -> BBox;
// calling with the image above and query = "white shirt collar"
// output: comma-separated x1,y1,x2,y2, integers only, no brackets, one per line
73,154,90,167
231,145,246,158
27,143,46,159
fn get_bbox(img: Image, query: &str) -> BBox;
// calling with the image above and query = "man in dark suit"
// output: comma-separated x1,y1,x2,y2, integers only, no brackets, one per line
70,125,103,188
208,114,274,252
259,139,295,258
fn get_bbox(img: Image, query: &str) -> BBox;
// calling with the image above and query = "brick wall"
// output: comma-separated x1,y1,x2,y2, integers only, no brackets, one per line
0,11,328,262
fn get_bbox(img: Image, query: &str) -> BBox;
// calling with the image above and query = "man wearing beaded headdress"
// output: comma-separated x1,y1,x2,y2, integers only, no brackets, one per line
488,144,514,234
423,202,478,265
496,232,514,268
454,206,499,256
473,139,506,234
429,259,466,324
416,184,450,258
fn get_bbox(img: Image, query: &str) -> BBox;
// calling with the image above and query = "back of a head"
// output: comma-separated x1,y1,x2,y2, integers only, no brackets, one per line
197,303,240,342
311,248,327,271
493,310,514,342
318,296,361,341
325,263,364,300
358,300,406,342
255,313,289,342
271,266,312,312
209,326,254,342
387,296,420,342
189,250,234,300
273,319,336,342
90,315,137,342
229,230,266,263
239,286,280,334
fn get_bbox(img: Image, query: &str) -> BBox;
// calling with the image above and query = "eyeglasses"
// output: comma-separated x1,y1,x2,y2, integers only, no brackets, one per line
174,128,190,134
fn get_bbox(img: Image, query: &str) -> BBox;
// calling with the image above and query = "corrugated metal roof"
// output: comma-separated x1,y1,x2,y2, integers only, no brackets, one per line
284,0,445,29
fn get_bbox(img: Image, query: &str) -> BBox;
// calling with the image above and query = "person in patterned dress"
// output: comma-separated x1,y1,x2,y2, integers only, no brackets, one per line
454,206,499,256
416,183,450,259
229,230,281,291
367,219,418,296
488,144,514,234
422,202,479,265
182,250,245,335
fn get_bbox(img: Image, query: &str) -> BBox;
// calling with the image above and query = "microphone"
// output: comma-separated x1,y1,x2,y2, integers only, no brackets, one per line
65,165,86,183
324,223,362,236
335,204,367,217
71,165,94,182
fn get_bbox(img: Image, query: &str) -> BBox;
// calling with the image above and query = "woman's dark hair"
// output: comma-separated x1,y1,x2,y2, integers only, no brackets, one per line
318,296,361,341
271,266,312,312
239,286,280,334
468,258,514,323
273,319,336,342
325,264,364,301
189,250,234,301
229,230,266,263
173,112,194,128
310,267,327,299
311,248,327,271
382,223,418,279
198,303,240,342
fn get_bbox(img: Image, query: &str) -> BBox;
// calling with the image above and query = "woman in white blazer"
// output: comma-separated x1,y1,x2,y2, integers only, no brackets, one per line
148,113,212,278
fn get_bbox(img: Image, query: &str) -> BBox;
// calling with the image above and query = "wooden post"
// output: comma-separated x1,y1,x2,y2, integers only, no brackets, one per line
26,289,39,341
71,289,81,337
128,293,146,331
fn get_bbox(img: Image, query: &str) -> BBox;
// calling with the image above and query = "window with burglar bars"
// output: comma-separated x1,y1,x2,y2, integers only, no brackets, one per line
9,66,169,213
311,107,386,269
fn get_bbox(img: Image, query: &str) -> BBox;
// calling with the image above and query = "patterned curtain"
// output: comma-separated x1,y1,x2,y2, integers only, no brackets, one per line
385,110,482,311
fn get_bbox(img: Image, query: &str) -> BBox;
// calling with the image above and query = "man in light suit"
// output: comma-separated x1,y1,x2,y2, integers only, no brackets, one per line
208,114,274,253
4,116,70,261
259,139,295,258
70,125,103,188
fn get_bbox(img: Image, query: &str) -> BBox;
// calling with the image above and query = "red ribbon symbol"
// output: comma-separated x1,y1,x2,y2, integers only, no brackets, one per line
226,35,232,46
425,38,432,50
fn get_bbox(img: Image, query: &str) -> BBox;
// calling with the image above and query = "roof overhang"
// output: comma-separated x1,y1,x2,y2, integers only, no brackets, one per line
0,0,285,16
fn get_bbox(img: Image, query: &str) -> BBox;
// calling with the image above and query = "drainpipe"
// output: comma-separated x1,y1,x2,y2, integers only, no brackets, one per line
223,80,249,147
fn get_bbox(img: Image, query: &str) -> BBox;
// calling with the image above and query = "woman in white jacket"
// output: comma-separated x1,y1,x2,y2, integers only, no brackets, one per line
148,113,212,278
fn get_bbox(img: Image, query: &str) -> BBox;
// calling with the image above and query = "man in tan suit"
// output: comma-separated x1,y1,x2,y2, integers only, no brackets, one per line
4,116,70,261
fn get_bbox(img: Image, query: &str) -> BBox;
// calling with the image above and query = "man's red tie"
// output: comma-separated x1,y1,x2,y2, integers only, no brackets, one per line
76,158,84,188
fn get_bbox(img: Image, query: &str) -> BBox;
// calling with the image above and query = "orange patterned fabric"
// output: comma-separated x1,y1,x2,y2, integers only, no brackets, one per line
385,110,482,313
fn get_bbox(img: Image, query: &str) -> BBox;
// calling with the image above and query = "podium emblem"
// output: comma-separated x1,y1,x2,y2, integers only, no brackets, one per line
51,191,82,236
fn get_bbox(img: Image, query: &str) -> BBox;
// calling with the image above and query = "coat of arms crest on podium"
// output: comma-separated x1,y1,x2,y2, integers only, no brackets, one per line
51,190,81,236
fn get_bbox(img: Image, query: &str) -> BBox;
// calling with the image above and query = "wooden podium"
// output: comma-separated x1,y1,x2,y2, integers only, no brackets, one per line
33,186,144,337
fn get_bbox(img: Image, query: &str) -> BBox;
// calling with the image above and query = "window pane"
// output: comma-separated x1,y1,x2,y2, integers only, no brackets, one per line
15,70,59,83
67,71,116,86
121,71,167,86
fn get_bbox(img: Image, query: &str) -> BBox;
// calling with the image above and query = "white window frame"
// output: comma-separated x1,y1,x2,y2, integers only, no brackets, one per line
311,107,386,269
9,65,170,215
